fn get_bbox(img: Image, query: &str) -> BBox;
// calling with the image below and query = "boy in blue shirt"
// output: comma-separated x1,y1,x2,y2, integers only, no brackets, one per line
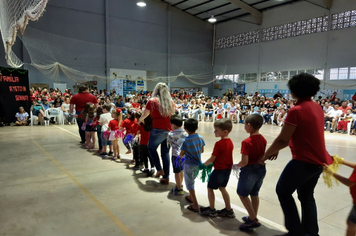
180,118,205,212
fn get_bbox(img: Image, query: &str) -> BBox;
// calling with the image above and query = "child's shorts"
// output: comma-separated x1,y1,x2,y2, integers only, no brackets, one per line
172,156,183,173
237,163,266,197
208,169,231,189
184,164,199,190
85,124,97,132
348,204,356,224
101,133,112,146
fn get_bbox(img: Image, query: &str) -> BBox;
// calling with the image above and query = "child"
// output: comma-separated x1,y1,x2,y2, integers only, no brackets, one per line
132,112,142,170
234,114,267,231
121,108,137,155
82,103,97,149
168,115,188,196
216,104,225,120
99,104,114,157
107,108,122,160
200,118,235,217
137,114,155,176
95,107,103,153
324,158,356,236
180,118,205,212
229,101,238,123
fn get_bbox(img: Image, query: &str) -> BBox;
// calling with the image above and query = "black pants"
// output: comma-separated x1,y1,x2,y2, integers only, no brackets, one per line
76,116,85,143
140,145,154,169
97,130,102,151
133,142,140,166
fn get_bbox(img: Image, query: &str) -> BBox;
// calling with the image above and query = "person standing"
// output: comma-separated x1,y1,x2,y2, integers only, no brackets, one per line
260,73,333,236
138,82,175,184
70,86,98,144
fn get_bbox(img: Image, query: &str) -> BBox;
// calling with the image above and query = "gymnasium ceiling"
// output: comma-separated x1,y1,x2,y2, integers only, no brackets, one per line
161,0,333,24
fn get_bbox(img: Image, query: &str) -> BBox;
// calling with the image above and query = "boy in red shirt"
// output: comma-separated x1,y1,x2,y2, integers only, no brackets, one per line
200,118,235,218
325,157,356,236
234,114,267,231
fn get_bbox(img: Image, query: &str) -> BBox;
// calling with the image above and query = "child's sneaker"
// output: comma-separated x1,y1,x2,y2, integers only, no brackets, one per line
200,207,217,217
239,218,261,231
132,166,140,170
100,152,108,157
171,186,179,193
216,208,235,218
108,151,113,156
174,188,184,196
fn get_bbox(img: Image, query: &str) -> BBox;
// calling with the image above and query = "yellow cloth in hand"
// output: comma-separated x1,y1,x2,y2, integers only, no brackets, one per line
323,155,343,188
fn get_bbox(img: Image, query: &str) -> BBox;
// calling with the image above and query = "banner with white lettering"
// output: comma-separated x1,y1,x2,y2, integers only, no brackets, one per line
0,67,30,123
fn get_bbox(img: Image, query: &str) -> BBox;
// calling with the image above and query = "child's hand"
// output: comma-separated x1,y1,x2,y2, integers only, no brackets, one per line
232,164,240,170
323,163,335,175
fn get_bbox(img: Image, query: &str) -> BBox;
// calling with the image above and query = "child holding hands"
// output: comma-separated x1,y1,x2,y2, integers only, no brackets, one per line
235,114,267,231
107,108,122,160
200,118,235,218
325,157,356,236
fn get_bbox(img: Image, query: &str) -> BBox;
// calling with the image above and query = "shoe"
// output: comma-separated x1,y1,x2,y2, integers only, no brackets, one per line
159,178,169,185
216,208,235,218
80,141,85,144
147,169,155,177
343,130,347,134
324,126,327,130
337,130,342,133
200,207,217,217
174,188,184,196
242,216,248,222
171,186,179,193
141,168,149,173
44,117,49,120
155,170,164,178
132,165,140,170
37,122,41,126
239,218,261,231
330,129,334,133
108,151,113,156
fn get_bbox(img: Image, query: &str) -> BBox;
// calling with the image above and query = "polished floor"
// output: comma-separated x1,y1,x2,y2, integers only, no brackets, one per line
0,121,354,236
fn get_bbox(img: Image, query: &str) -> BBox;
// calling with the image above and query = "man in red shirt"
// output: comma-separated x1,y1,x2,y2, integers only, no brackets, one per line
70,86,98,143
339,101,352,115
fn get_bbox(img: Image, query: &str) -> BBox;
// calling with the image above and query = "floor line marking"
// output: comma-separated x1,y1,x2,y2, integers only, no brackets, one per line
53,125,286,231
33,140,135,236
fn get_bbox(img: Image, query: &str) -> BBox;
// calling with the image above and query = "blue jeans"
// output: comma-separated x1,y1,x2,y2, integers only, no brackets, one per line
148,128,170,178
191,109,201,119
76,111,85,143
276,159,322,236
263,113,273,123
63,112,73,123
205,111,213,118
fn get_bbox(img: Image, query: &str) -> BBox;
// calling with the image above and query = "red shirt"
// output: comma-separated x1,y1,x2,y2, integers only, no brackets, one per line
353,94,356,101
212,138,234,170
132,103,140,109
284,98,332,165
241,135,267,165
70,92,98,112
108,119,119,130
131,123,139,135
339,106,352,115
138,125,150,145
121,118,137,134
349,167,356,204
145,98,171,131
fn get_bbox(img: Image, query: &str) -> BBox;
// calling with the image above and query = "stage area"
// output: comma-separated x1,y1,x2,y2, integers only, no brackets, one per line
0,122,354,236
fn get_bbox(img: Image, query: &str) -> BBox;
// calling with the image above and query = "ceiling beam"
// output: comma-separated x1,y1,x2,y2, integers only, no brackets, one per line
182,0,215,11
227,0,262,24
193,3,231,16
172,0,189,7
324,0,333,9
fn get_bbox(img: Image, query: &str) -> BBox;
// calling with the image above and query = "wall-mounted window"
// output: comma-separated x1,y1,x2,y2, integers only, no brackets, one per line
330,67,356,80
331,10,356,30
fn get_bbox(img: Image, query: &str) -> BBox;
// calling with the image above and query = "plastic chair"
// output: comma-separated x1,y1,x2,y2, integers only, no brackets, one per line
45,108,63,125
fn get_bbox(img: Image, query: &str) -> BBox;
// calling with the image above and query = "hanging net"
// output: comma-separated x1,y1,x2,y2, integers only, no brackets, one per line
0,0,47,68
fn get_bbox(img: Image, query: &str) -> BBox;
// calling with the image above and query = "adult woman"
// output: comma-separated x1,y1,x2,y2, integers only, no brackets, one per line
204,99,214,121
189,99,202,120
70,86,98,143
138,83,174,185
263,98,277,124
53,97,62,108
261,73,333,236
15,107,29,126
62,97,73,124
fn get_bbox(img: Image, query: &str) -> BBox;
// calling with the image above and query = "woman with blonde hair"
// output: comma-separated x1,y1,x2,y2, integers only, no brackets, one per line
138,82,175,184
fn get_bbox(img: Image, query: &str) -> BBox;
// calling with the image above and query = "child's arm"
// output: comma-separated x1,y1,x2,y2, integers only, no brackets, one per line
235,154,249,167
203,155,216,166
179,150,185,159
342,159,356,169
201,146,204,153
324,165,355,187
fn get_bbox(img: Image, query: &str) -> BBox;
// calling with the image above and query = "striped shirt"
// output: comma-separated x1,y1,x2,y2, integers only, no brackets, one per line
181,133,205,166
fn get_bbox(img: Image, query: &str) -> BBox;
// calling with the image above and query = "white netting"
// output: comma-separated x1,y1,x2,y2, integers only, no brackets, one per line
0,0,47,68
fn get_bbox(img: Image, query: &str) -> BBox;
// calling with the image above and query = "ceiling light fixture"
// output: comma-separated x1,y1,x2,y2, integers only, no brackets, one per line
208,15,217,23
137,1,146,7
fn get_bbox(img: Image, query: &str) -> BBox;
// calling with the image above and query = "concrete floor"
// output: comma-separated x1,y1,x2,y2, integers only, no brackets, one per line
0,121,354,236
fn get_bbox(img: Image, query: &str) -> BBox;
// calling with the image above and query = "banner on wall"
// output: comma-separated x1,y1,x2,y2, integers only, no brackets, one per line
343,89,356,100
0,67,30,123
259,89,289,95
110,79,123,95
109,69,147,96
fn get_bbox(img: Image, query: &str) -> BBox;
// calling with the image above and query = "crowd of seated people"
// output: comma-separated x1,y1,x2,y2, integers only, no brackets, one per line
22,87,356,134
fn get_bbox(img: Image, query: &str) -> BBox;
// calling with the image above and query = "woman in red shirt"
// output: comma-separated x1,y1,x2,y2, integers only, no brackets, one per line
138,83,175,184
261,73,333,236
